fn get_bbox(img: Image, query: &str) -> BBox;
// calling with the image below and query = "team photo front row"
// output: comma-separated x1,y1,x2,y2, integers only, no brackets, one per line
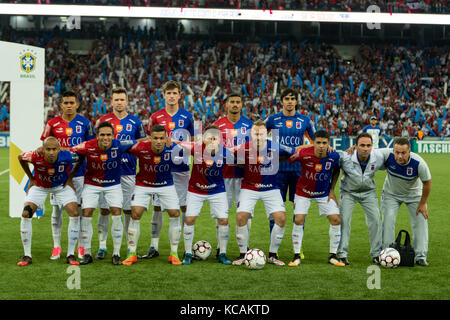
16,121,432,268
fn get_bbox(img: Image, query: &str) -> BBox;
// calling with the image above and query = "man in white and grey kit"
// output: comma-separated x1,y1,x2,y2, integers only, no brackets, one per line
379,137,432,266
337,133,386,265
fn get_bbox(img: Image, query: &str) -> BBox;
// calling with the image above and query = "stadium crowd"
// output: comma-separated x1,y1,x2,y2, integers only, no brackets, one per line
0,24,449,138
1,0,449,13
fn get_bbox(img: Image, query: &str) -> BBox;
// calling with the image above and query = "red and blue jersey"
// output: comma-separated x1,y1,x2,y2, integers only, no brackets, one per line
71,138,136,187
187,143,234,195
265,111,315,172
40,114,95,177
239,141,295,192
128,141,178,188
213,116,253,179
20,150,78,188
96,113,146,176
147,108,194,173
290,146,340,198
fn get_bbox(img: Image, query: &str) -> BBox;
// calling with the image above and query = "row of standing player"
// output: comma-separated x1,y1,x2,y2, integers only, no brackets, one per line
17,81,432,267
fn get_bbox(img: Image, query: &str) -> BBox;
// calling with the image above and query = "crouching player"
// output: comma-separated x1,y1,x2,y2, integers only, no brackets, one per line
233,120,296,266
17,137,82,266
122,125,183,265
288,130,344,267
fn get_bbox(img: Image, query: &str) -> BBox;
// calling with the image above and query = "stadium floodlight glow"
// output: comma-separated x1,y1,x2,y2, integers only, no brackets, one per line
0,4,450,25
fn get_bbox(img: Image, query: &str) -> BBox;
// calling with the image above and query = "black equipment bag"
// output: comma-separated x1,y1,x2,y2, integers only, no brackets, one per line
390,229,415,267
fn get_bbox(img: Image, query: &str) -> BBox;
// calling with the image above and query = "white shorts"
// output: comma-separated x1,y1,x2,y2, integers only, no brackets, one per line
50,176,84,206
185,191,229,219
25,185,77,209
131,185,180,210
293,195,339,217
99,175,135,210
153,171,189,208
237,189,285,219
224,178,242,209
81,184,123,210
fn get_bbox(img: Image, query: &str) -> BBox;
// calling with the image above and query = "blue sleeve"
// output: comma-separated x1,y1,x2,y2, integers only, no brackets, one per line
362,126,368,133
69,151,80,163
265,116,273,130
120,140,137,152
86,122,96,140
136,121,147,139
306,119,315,143
279,144,295,156
187,116,195,137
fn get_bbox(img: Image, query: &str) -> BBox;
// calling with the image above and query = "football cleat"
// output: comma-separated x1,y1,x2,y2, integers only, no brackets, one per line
17,256,32,266
141,247,159,259
182,253,193,265
372,256,380,265
112,255,121,266
66,255,80,265
232,254,246,266
122,254,137,266
268,255,285,266
79,254,93,265
168,253,182,265
328,254,345,267
339,257,350,266
95,248,107,260
50,247,62,260
77,246,85,259
215,248,220,260
218,253,232,265
288,255,301,267
416,259,429,267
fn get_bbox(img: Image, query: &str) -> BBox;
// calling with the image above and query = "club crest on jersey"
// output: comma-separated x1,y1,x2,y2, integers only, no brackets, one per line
315,164,323,171
164,153,170,161
286,120,293,128
111,150,117,158
65,128,73,135
371,164,375,171
296,122,301,129
407,167,413,176
116,125,123,133
100,154,108,161
168,122,176,130
241,127,247,134
126,123,132,131
58,165,65,172
178,120,184,127
216,159,223,167
48,168,55,175
325,162,331,170
154,156,161,164
76,126,82,134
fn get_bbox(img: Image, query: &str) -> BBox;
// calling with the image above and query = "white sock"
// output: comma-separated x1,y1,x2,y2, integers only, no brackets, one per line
20,217,32,257
127,219,140,254
111,215,123,256
169,216,181,254
236,225,249,254
123,213,131,241
67,216,80,256
181,210,186,230
97,214,109,249
215,219,219,250
329,224,341,254
292,223,304,255
269,223,285,254
218,224,230,254
150,210,163,250
247,218,252,235
80,217,93,255
51,205,63,248
183,224,194,254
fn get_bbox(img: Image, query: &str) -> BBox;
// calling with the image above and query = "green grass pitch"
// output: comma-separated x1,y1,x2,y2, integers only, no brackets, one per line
0,148,449,300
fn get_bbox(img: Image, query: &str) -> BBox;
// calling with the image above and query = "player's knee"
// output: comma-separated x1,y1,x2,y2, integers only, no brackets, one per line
329,214,341,225
273,213,286,227
217,218,228,226
185,216,195,225
22,205,34,218
100,208,110,215
167,209,179,218
294,214,305,226
236,213,249,226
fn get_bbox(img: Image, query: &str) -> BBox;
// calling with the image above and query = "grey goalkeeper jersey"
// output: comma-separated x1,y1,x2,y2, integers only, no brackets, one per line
339,149,387,193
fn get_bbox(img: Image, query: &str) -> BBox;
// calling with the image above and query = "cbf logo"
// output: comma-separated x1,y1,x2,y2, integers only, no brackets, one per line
20,50,37,73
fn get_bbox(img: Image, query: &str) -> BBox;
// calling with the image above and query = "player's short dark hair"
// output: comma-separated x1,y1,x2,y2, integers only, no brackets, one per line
97,121,114,135
226,93,242,102
280,88,298,101
314,130,330,141
61,91,78,102
356,132,373,145
162,80,181,94
394,137,411,149
150,124,167,135
111,87,127,98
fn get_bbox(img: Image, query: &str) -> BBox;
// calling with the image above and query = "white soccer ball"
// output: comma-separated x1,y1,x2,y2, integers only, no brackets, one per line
192,240,212,260
379,248,401,268
244,248,266,270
